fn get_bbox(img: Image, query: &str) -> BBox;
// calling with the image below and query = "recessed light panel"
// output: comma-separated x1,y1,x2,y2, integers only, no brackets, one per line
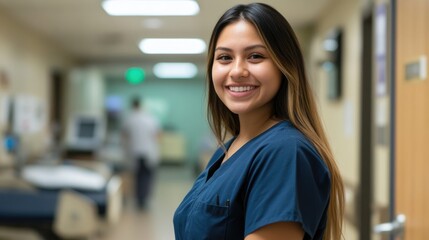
153,63,198,79
102,0,199,16
139,38,206,54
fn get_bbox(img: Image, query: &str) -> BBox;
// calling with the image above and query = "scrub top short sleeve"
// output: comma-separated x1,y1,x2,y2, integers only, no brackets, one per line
244,137,331,239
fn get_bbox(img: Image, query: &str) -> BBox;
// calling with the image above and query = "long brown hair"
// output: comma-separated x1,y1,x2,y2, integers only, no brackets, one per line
206,3,344,240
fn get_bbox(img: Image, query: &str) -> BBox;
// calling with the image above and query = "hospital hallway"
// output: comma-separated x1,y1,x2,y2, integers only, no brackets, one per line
0,165,195,240
2,0,429,239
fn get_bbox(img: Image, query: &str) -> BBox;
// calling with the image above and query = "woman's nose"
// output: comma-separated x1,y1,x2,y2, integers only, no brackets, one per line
230,60,249,80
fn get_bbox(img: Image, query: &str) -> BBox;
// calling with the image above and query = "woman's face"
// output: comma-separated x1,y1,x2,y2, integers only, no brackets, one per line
212,20,282,119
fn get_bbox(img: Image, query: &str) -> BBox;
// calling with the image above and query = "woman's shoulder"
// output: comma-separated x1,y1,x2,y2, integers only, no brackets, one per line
254,121,327,170
261,121,313,149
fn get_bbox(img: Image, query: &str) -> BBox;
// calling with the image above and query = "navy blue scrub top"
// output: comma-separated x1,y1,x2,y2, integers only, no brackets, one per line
173,121,330,240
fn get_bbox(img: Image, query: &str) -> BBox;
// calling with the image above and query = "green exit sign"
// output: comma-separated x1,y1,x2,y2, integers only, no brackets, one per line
125,67,145,84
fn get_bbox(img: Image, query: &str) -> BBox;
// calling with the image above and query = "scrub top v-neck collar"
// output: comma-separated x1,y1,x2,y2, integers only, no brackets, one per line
205,138,234,183
205,121,283,183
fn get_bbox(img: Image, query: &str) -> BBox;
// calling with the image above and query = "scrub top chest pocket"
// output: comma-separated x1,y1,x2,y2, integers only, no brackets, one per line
174,147,246,240
187,200,230,240
183,162,241,240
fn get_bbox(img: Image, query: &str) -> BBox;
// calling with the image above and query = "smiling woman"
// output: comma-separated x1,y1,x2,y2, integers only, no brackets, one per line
212,20,282,118
173,3,344,240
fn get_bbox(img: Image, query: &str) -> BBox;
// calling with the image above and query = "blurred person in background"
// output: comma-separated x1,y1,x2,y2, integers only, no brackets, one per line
122,96,161,210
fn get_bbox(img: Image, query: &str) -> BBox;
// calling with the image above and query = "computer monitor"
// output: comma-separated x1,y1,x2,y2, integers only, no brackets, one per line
77,119,97,139
65,115,105,152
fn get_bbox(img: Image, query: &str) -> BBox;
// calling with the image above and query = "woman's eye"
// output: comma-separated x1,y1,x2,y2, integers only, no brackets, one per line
216,55,232,61
249,54,264,60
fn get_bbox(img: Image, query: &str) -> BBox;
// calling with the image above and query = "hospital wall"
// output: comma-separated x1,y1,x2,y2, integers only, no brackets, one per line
105,76,209,164
0,8,75,161
308,0,367,239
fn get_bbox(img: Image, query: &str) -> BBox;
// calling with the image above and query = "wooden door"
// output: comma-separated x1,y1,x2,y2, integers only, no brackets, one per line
395,0,429,239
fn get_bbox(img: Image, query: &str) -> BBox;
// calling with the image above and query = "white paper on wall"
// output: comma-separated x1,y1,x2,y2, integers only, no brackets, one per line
13,95,46,134
0,95,10,127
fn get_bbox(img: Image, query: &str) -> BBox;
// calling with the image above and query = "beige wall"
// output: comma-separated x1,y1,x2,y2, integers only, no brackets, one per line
0,8,75,160
310,0,363,187
308,0,366,239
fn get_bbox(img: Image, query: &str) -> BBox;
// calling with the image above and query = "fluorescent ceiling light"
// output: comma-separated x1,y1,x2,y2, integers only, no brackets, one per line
139,38,206,54
102,0,199,16
153,63,198,78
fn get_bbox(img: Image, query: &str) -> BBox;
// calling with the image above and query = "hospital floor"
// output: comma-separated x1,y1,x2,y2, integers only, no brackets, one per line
99,165,194,240
0,165,195,240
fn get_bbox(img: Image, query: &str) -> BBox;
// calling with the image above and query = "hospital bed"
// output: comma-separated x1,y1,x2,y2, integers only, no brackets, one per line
0,164,122,240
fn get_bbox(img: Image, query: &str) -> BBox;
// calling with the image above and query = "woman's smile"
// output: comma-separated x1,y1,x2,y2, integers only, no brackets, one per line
226,85,259,98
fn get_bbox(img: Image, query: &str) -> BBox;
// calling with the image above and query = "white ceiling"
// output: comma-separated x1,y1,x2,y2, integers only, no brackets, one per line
0,0,332,76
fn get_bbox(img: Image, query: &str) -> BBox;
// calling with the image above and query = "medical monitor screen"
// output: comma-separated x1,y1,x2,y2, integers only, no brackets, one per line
77,119,96,139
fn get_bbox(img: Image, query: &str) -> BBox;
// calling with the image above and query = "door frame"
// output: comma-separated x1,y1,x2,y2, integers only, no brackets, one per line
359,8,374,240
388,0,396,235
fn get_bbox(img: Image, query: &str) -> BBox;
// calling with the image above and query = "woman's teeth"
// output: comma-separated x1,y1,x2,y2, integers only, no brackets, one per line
229,86,255,92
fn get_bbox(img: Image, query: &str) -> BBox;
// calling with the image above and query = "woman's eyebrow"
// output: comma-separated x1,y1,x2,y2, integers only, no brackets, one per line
215,44,267,52
244,44,267,51
214,46,232,52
